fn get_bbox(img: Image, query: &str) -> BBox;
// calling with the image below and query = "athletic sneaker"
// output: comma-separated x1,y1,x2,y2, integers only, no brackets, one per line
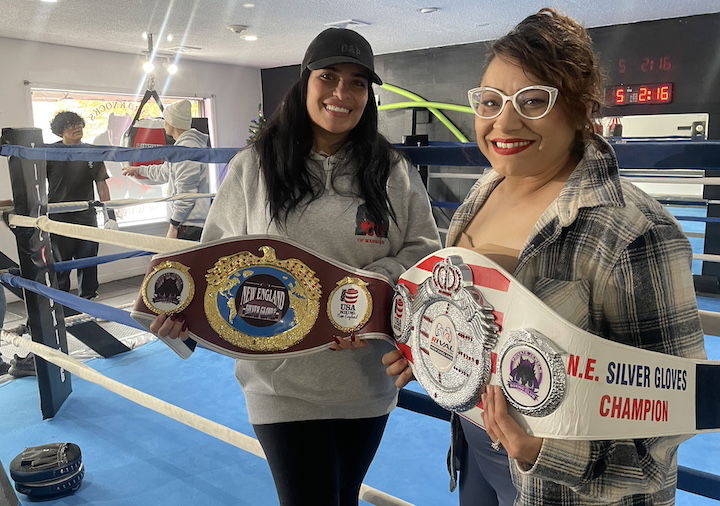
9,353,36,377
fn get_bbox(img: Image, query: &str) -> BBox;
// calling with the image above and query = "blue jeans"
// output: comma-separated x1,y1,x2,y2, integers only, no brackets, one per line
459,416,517,506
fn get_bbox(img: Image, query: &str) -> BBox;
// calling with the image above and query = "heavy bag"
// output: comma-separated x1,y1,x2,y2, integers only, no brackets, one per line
122,89,167,169
10,443,84,499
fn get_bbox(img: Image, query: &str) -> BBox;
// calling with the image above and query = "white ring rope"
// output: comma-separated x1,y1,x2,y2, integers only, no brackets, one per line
0,331,412,506
619,177,720,185
691,253,720,263
99,192,215,209
2,194,214,215
1,330,265,458
428,173,720,185
2,193,217,215
45,202,92,213
700,310,720,338
9,214,720,263
7,215,191,253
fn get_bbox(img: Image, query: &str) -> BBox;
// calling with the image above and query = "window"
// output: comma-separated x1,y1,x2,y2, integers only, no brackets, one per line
31,89,207,226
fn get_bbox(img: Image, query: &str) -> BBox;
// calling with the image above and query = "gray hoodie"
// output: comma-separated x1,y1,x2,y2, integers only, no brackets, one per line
201,146,441,424
137,128,210,227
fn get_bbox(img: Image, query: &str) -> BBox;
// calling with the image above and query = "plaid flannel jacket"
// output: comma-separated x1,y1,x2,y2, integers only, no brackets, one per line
447,136,706,505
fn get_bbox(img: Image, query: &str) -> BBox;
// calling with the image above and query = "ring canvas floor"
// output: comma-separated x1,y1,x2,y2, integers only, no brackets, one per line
1,323,719,505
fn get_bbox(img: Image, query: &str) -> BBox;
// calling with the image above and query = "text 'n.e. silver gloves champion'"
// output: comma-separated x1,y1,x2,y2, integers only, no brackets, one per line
392,247,720,440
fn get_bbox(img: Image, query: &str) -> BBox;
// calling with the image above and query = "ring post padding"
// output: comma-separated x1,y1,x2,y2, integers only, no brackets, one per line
2,127,73,419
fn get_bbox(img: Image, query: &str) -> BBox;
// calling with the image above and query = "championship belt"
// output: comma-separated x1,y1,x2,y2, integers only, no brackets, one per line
131,235,394,359
393,247,720,439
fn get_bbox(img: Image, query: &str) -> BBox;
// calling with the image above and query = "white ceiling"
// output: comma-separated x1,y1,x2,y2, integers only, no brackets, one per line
2,0,720,68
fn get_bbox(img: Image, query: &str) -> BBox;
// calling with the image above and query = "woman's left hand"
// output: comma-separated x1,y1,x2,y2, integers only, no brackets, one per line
482,385,543,466
329,334,369,351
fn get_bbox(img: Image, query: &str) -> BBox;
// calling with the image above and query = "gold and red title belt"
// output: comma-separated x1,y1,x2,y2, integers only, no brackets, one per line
131,235,394,359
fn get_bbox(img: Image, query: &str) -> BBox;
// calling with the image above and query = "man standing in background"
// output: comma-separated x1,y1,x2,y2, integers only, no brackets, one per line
122,100,209,241
47,111,112,300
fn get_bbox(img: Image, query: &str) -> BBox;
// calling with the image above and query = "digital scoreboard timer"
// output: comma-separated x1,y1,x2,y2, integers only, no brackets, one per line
605,83,673,106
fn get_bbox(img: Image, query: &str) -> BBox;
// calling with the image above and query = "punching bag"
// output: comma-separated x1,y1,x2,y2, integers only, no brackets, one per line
122,89,167,171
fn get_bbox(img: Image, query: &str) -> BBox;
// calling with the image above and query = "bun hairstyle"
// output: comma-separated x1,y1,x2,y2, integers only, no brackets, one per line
490,8,603,154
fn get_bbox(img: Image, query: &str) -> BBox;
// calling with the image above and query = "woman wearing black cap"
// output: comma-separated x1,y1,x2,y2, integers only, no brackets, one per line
152,28,440,505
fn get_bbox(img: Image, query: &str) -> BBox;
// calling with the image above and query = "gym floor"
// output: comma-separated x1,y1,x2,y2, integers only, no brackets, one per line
1,273,719,505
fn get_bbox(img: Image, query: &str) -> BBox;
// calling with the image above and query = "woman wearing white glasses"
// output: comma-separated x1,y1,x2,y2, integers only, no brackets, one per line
384,8,705,506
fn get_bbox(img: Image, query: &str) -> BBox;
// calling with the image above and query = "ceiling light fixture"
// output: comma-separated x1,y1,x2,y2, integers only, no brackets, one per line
40,0,58,3
418,7,440,14
166,33,174,42
242,2,255,7
324,19,371,29
243,35,258,41
227,24,249,34
140,33,180,76
168,45,202,53
141,31,148,40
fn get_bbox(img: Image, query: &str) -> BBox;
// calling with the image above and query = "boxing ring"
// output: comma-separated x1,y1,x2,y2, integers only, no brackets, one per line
1,132,719,504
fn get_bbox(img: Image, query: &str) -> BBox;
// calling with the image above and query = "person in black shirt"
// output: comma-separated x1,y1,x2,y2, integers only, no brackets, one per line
47,111,111,299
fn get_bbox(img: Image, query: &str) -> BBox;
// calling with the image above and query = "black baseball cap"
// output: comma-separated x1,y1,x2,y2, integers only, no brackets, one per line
301,28,382,85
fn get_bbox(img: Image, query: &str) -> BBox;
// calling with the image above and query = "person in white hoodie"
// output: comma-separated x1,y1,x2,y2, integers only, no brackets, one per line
122,99,210,240
151,28,441,505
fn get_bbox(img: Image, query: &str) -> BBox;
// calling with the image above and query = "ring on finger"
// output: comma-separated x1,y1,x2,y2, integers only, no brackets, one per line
491,440,502,451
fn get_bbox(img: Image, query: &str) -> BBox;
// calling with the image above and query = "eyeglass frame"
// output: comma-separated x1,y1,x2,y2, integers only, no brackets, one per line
467,85,559,120
62,122,85,131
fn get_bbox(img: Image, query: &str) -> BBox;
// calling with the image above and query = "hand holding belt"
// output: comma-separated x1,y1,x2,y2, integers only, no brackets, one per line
132,235,394,360
393,247,719,439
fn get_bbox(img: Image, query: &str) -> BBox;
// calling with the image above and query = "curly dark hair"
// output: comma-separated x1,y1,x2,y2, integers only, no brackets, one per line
489,8,603,155
50,111,85,137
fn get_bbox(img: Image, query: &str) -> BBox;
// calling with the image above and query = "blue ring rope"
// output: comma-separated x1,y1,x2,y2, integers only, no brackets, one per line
54,250,152,272
0,144,240,164
4,140,720,169
0,272,145,331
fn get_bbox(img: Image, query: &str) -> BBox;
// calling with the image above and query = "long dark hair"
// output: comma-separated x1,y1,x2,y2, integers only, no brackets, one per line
253,69,398,228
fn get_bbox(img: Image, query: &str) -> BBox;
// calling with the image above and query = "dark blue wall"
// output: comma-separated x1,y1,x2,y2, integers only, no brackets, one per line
261,12,720,142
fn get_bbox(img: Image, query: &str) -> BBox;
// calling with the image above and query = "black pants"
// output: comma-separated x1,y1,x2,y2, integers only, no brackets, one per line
253,415,389,506
51,234,99,299
177,225,203,241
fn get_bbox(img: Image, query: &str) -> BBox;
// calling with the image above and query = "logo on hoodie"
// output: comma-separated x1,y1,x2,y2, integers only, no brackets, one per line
355,204,388,244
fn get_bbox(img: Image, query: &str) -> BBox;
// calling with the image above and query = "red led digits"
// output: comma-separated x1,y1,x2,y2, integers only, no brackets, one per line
606,83,672,106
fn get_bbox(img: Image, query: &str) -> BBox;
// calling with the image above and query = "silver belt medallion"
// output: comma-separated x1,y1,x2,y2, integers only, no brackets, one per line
408,256,499,411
